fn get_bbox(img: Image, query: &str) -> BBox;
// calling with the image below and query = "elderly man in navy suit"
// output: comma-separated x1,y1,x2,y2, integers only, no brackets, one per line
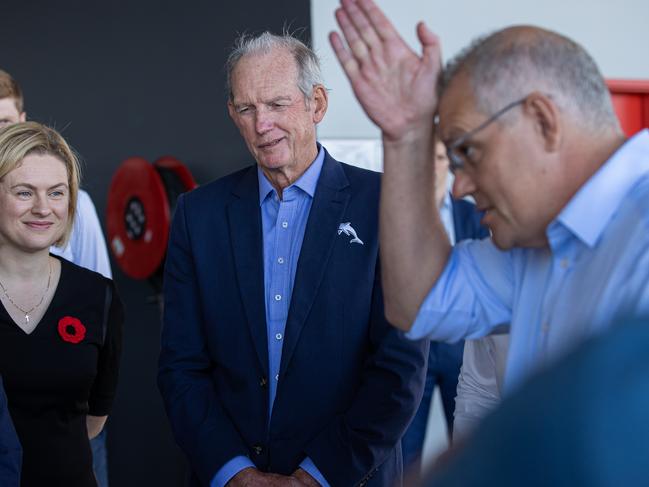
158,32,427,487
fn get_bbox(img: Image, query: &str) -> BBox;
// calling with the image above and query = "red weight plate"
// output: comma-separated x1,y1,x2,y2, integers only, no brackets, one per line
106,157,170,279
153,156,198,191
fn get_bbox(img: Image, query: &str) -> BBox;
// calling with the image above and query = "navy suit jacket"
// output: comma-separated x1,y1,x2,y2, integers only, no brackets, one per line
451,198,489,243
158,151,428,487
0,376,21,487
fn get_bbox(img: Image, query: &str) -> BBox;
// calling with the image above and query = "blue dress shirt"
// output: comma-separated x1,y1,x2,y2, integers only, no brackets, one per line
50,189,112,278
407,129,649,392
439,192,456,245
212,146,329,487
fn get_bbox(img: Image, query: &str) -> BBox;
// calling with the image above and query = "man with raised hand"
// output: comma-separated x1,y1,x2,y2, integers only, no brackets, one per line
330,0,649,394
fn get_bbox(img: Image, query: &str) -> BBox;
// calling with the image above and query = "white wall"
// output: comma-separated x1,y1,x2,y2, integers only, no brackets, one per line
312,0,649,139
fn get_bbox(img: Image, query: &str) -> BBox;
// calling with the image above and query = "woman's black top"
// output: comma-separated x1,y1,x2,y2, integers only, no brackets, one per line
0,257,123,486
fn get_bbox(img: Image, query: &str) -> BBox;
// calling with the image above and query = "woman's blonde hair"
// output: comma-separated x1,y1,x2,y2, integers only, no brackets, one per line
0,122,80,247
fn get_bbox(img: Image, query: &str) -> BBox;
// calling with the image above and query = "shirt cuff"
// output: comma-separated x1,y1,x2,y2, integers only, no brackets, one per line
210,456,255,487
405,247,459,341
300,457,331,487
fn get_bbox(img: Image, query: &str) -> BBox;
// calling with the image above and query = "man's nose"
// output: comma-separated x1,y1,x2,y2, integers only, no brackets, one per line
451,170,477,200
255,108,274,134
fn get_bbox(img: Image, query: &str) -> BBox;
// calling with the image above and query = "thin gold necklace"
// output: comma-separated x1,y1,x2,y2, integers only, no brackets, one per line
0,260,52,325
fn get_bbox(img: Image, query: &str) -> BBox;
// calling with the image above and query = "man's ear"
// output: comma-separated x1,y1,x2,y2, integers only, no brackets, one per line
524,92,561,152
19,111,26,122
312,85,328,124
227,101,236,121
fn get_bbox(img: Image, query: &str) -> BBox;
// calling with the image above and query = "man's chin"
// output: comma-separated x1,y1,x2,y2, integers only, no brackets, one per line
490,233,515,251
257,159,290,173
255,151,290,169
488,221,516,250
491,226,549,250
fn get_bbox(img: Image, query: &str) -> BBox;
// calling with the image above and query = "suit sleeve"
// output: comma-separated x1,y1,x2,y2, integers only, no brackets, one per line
0,376,21,487
157,195,251,485
304,258,428,486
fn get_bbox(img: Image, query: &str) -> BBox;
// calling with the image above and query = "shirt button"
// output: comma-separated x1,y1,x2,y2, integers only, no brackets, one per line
560,259,569,269
281,221,288,228
274,294,282,301
275,374,279,381
275,333,283,340
542,322,550,333
277,257,284,264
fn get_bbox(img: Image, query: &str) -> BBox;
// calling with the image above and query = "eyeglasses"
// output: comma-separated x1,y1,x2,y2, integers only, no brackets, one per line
444,97,527,173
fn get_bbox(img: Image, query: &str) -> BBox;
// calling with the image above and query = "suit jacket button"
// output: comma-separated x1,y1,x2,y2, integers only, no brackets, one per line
252,445,263,455
259,377,268,387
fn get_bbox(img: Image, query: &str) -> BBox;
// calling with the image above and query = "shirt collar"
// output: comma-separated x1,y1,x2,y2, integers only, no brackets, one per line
549,129,649,248
257,144,325,205
440,191,453,213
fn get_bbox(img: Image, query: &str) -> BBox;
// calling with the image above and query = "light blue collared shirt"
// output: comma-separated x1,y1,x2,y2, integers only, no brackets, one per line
50,190,112,278
439,191,456,245
408,129,649,392
212,146,330,487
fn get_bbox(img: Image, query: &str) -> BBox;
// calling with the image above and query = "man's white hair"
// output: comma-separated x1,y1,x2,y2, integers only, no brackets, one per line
226,31,323,102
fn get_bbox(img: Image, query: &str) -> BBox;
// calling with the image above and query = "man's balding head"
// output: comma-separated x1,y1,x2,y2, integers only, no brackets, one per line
439,26,619,134
435,26,626,250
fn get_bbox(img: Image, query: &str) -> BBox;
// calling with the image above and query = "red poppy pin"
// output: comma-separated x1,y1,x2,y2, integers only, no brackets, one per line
58,316,87,344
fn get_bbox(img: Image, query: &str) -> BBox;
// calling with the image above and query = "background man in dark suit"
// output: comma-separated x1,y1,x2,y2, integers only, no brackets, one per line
0,375,20,487
158,32,427,487
401,139,488,475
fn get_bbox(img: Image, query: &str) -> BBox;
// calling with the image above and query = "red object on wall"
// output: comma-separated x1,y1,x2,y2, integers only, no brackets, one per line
607,80,649,136
106,156,197,280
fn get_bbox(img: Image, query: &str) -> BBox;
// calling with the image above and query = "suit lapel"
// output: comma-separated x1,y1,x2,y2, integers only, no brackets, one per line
279,154,350,377
452,197,489,241
451,197,464,240
227,166,269,375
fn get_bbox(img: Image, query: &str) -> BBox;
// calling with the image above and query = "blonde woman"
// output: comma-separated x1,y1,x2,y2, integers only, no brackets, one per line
0,122,123,487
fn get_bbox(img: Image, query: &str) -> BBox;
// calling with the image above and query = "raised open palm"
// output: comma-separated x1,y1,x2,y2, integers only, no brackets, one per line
329,0,442,141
